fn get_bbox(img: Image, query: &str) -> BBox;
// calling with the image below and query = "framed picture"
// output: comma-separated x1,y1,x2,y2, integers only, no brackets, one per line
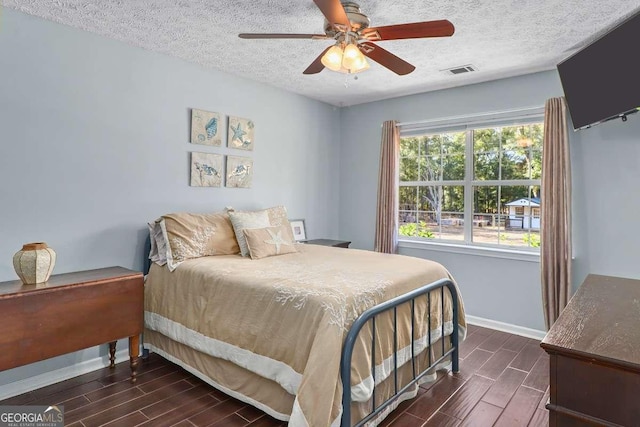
190,109,222,146
190,152,223,187
227,116,255,151
225,155,253,188
289,219,306,241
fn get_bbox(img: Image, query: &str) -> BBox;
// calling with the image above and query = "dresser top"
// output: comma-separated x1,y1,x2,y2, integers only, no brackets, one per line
0,266,141,297
541,274,640,368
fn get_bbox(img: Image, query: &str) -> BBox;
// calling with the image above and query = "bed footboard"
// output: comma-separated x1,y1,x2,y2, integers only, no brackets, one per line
340,278,460,427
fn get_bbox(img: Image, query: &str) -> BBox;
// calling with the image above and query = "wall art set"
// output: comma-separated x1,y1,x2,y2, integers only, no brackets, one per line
189,109,254,188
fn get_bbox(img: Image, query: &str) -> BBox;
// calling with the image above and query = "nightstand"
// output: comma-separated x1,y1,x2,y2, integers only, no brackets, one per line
0,267,144,382
303,239,351,248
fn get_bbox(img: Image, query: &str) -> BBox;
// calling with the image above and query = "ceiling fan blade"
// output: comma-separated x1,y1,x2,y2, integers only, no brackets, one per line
359,42,415,75
239,33,328,40
303,46,332,75
363,20,455,41
313,0,350,30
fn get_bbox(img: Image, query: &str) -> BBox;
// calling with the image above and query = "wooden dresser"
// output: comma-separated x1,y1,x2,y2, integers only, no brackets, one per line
0,267,144,381
541,274,640,426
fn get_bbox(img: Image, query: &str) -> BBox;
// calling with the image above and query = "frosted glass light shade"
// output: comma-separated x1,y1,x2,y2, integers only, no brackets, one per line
341,43,363,70
340,43,369,73
321,45,344,72
349,56,370,73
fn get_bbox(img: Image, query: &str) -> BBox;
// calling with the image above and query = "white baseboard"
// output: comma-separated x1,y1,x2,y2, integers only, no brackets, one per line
466,315,547,340
0,349,129,401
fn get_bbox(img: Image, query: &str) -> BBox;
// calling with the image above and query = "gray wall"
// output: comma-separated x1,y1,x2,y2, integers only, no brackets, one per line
571,112,640,284
0,10,340,386
338,70,640,332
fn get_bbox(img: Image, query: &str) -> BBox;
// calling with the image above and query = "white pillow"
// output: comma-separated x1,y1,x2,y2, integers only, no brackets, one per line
228,210,271,257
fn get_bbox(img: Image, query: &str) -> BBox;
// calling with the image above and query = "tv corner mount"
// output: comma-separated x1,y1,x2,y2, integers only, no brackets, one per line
619,107,639,123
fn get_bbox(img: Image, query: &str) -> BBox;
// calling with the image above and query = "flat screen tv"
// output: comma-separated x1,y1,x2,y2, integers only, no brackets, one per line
557,10,640,130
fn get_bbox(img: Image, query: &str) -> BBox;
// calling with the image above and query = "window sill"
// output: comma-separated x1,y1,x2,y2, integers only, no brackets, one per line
398,239,541,263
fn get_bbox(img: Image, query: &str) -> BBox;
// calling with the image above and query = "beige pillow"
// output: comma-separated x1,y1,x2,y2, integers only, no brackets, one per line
228,210,271,257
228,205,296,256
161,212,239,271
262,205,296,242
243,225,298,260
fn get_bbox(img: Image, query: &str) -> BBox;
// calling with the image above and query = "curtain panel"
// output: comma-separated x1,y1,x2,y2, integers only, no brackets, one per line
541,97,572,330
374,121,400,254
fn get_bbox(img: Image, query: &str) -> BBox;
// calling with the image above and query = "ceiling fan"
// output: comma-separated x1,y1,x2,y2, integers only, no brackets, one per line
238,0,455,76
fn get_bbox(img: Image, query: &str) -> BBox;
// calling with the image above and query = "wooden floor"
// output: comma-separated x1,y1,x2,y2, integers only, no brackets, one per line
0,325,549,427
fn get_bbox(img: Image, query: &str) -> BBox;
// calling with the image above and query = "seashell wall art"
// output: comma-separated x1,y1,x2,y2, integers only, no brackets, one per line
191,109,222,147
188,109,255,188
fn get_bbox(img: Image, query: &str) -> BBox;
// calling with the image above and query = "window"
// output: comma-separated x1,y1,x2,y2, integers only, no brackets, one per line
398,119,543,250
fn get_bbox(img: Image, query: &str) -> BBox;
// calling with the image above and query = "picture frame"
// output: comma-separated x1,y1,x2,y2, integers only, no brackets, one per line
289,219,306,241
227,116,255,151
190,109,222,147
190,152,223,187
225,155,253,188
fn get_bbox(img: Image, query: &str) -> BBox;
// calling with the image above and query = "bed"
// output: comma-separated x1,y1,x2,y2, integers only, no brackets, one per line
143,239,466,426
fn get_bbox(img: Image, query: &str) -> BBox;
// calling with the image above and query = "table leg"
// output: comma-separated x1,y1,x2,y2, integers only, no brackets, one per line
108,341,117,368
129,335,140,383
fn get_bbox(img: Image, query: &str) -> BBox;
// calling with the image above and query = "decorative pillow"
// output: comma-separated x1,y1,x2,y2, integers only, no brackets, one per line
228,210,271,257
160,212,240,271
243,225,298,260
262,205,296,242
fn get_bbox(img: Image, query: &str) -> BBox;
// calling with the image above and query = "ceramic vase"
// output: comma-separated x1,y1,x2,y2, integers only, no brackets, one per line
13,242,57,284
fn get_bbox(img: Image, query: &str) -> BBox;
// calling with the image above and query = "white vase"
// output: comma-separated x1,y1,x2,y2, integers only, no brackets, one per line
13,242,57,284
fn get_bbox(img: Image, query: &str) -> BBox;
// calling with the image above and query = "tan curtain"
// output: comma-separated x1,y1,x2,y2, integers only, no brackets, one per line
541,97,572,330
374,121,400,253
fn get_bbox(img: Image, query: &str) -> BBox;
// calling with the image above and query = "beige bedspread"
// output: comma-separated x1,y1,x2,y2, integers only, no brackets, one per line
144,244,466,426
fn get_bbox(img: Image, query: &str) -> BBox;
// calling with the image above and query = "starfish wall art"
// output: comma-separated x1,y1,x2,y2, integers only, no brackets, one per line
227,116,255,151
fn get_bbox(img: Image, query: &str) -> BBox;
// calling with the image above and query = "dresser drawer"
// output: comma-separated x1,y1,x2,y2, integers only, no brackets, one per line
551,354,640,426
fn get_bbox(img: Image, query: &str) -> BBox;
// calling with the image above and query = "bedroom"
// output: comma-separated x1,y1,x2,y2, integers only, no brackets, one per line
1,0,639,426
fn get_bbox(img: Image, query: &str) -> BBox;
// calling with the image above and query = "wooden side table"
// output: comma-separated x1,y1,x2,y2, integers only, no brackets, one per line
303,239,351,248
0,267,144,382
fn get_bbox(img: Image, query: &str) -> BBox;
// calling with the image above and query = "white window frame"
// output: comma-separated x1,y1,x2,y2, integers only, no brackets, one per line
397,107,544,258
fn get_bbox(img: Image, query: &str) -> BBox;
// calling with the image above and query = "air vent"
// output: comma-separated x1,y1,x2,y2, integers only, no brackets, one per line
442,65,477,75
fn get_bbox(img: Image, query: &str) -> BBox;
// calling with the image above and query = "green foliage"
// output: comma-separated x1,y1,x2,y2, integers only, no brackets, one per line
399,221,434,238
523,233,541,248
398,124,544,246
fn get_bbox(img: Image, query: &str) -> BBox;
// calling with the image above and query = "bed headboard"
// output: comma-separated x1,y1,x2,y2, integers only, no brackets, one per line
143,234,151,276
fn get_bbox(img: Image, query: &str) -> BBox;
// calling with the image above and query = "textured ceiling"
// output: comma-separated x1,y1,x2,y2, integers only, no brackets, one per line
5,0,640,106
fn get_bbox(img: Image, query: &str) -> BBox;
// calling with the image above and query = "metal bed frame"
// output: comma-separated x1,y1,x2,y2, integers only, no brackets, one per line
143,238,460,426
340,278,460,427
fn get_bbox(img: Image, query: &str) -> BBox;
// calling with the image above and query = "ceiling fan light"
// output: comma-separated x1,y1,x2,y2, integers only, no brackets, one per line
351,57,370,73
341,43,364,70
321,45,344,72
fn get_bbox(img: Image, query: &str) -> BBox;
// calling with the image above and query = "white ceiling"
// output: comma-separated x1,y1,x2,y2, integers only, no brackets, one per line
5,1,640,106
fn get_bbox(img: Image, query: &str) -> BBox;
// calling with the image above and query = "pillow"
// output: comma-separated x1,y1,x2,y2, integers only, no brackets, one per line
228,210,271,257
161,212,240,271
147,221,167,266
243,225,298,260
249,205,295,242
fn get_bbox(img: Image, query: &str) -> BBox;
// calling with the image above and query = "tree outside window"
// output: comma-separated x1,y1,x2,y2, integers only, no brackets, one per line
398,122,543,250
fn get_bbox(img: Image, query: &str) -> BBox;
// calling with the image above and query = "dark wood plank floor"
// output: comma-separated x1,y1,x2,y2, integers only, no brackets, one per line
0,325,548,426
